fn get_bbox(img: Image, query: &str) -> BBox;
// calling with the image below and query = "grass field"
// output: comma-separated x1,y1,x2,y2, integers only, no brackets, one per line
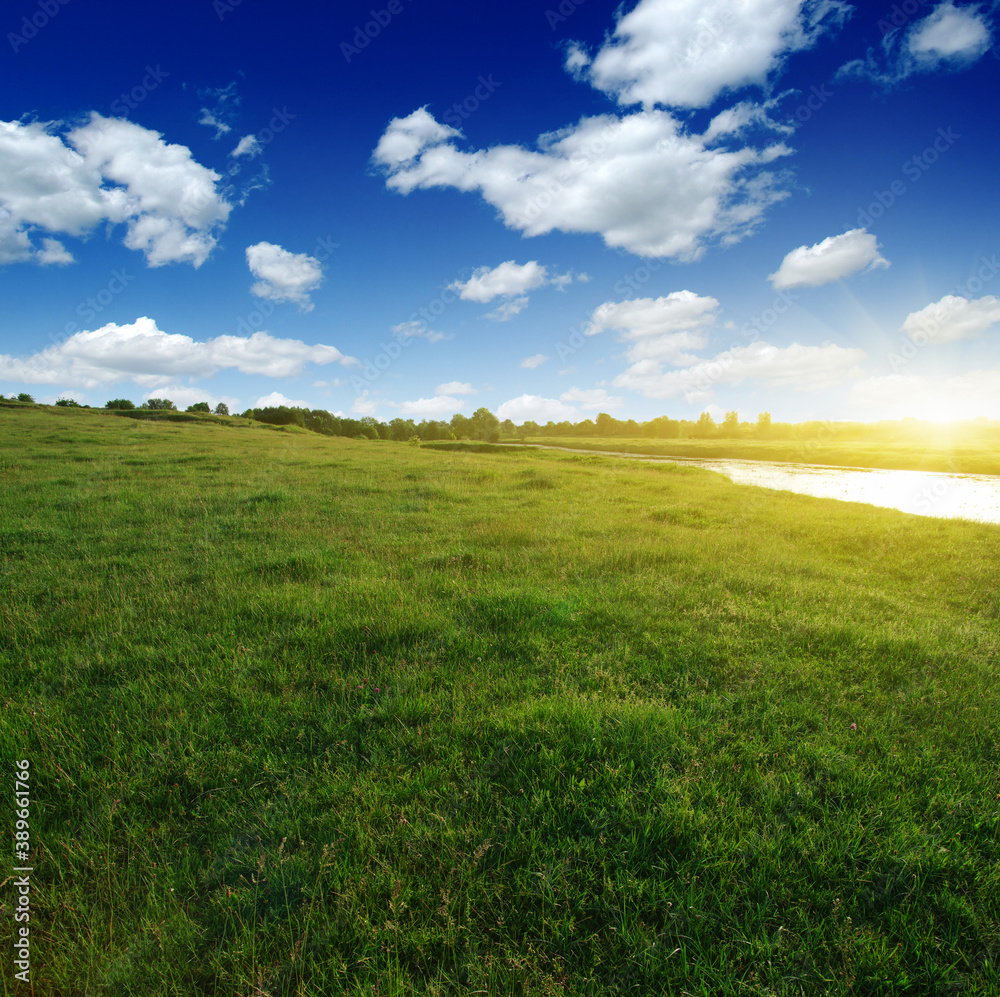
522,436,1000,476
2,404,999,996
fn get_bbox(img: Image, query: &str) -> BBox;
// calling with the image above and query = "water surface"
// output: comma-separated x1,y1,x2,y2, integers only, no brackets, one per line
519,445,1000,525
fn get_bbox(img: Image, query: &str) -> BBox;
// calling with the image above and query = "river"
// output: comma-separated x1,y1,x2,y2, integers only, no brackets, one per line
514,445,1000,525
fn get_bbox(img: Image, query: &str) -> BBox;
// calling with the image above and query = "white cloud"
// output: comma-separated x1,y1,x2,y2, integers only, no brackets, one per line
246,242,324,311
587,291,719,338
198,110,231,139
585,291,719,365
36,237,74,265
448,260,580,319
351,390,377,416
374,108,792,260
568,0,851,110
769,228,889,289
254,391,307,408
901,295,1000,343
373,107,461,166
908,2,991,65
520,354,548,369
486,297,530,322
231,134,263,158
391,319,450,343
613,340,866,402
0,316,355,388
0,115,232,267
559,387,624,410
496,394,580,423
839,2,992,84
397,395,467,417
450,260,550,302
435,381,476,395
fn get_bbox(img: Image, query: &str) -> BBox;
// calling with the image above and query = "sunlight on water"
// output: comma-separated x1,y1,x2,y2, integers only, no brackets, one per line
520,446,1000,524
685,460,1000,525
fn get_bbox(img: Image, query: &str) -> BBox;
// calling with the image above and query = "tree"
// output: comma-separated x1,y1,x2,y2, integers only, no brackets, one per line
144,398,176,411
470,407,501,443
55,398,80,407
518,420,539,440
756,411,772,435
214,402,230,416
451,413,472,439
721,410,740,436
105,398,135,410
500,419,515,438
694,411,716,437
16,393,34,403
186,402,211,413
595,412,614,436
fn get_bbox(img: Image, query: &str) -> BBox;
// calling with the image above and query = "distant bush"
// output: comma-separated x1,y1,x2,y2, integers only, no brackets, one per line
105,398,135,410
17,393,34,403
55,398,81,407
214,402,229,416
186,402,211,413
143,398,176,411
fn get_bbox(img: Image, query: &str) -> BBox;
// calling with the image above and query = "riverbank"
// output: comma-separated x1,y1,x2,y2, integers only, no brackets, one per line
520,435,1000,476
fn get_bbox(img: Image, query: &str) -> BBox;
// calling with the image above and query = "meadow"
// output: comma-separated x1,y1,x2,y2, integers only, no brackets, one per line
524,436,1000,476
1,403,999,996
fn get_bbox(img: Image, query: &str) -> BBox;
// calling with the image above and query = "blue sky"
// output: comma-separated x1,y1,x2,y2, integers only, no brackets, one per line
2,0,998,424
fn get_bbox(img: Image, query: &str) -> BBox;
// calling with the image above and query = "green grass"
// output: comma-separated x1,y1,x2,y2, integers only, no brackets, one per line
524,435,1000,475
2,404,999,996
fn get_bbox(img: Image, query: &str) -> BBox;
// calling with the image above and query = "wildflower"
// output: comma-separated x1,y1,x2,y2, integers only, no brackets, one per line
850,723,857,730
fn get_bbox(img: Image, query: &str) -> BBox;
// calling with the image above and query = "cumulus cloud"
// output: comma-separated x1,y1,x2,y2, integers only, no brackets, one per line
436,381,476,395
254,391,307,408
0,115,231,267
0,316,355,388
901,294,1000,343
397,395,467,417
36,237,74,265
769,229,889,289
520,354,548,369
246,242,325,311
908,2,991,65
448,260,581,320
450,260,549,302
585,291,719,365
374,108,792,260
496,394,579,422
567,0,851,109
231,134,263,158
613,340,866,403
839,2,992,84
559,387,624,410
